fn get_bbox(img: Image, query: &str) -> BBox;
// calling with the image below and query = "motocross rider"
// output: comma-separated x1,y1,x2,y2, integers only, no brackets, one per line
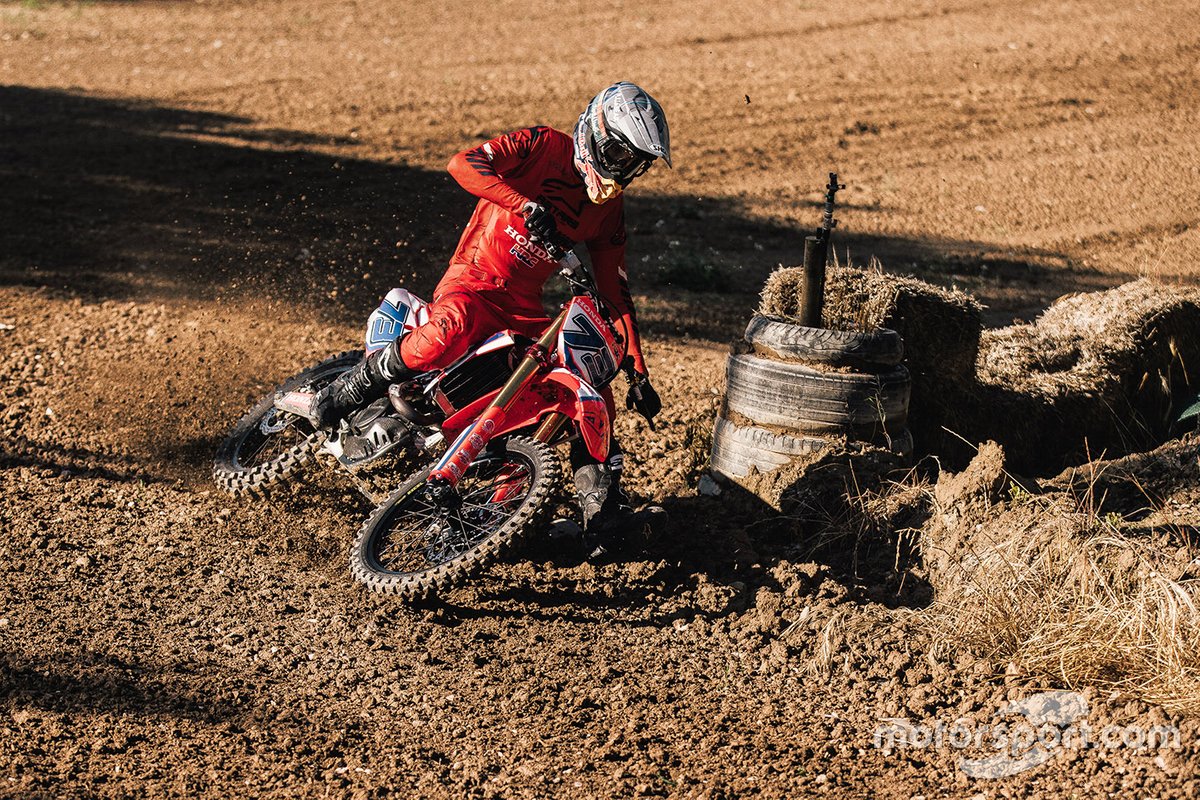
281,82,670,541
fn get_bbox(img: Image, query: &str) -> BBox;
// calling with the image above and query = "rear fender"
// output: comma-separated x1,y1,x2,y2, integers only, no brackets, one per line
440,369,610,462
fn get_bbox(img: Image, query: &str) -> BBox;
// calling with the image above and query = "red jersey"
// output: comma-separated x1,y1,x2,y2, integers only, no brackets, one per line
442,126,645,374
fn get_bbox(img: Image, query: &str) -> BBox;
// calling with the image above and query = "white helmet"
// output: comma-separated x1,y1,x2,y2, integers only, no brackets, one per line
573,82,671,204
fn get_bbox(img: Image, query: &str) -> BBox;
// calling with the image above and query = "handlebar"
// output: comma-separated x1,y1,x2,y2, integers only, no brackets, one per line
542,237,588,285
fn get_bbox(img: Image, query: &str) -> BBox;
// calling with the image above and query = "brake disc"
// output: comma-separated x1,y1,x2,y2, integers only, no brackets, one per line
259,409,293,435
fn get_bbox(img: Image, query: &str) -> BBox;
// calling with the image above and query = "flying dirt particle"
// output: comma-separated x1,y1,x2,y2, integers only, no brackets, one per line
744,94,751,104
698,474,722,496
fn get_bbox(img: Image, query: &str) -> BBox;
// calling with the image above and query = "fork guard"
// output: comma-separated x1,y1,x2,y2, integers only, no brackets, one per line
440,367,611,464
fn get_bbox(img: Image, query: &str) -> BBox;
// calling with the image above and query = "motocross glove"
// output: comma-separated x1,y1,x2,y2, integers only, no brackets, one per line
522,201,558,245
625,372,662,428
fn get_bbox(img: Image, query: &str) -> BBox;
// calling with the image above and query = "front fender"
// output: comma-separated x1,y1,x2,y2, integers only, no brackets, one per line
543,369,610,462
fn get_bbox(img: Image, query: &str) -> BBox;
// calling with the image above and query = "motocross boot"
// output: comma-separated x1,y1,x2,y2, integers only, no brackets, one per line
276,342,411,430
574,456,636,558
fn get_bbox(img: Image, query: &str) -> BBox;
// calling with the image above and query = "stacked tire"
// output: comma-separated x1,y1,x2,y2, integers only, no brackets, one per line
711,315,912,480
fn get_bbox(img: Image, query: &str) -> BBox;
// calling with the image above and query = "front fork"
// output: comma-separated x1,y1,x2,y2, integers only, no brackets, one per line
532,411,569,444
428,309,569,488
477,411,567,506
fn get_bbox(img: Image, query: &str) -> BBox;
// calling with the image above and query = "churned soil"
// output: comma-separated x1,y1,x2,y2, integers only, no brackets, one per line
3,0,1200,797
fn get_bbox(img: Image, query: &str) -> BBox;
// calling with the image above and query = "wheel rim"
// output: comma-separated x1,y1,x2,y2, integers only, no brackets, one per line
230,365,349,471
368,451,535,576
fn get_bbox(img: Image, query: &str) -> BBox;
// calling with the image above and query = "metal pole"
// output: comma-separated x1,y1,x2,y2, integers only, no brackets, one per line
800,234,825,328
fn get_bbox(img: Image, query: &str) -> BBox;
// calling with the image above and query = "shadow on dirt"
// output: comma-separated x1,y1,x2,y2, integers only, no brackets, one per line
1,436,161,484
659,477,932,608
0,652,235,723
2,85,1121,338
439,471,932,629
0,85,467,322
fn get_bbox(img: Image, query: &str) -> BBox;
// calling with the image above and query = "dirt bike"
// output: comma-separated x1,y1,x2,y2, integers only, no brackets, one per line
213,241,654,598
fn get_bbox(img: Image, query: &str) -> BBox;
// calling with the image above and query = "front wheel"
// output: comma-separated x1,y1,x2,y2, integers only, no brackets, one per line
350,436,560,598
212,350,363,496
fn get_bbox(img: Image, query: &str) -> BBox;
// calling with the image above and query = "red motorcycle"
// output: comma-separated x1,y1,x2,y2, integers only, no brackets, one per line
213,242,652,598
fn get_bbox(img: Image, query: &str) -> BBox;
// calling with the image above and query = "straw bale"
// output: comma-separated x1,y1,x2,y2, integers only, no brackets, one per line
972,279,1200,469
759,263,983,460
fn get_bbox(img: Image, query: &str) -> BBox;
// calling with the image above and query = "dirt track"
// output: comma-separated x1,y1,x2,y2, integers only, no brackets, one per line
3,0,1200,797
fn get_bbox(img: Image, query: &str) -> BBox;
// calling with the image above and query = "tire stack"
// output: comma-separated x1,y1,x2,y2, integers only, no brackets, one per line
711,315,912,480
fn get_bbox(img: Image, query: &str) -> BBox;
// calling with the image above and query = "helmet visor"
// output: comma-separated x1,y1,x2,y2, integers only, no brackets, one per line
596,133,653,185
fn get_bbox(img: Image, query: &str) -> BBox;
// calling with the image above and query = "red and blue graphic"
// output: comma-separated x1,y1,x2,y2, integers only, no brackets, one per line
364,288,429,353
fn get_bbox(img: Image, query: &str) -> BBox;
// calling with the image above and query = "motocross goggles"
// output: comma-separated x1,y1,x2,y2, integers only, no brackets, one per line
595,131,653,186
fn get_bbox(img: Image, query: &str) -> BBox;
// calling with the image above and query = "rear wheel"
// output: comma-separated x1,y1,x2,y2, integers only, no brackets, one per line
212,351,362,496
350,436,560,598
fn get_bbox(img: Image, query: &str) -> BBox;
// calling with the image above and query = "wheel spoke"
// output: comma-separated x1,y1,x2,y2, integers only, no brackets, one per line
369,449,538,575
240,425,301,468
457,466,531,502
233,388,324,470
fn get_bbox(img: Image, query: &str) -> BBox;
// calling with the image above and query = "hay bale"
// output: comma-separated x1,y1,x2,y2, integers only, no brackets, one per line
979,278,1200,394
973,279,1200,469
757,269,1200,473
760,262,983,380
759,262,983,460
759,268,807,321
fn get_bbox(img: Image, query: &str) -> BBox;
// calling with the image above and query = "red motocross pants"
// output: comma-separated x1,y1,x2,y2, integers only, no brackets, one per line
398,286,549,372
397,284,618,419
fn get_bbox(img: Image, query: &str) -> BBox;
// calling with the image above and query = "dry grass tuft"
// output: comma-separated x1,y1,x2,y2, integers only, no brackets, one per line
924,442,1200,714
